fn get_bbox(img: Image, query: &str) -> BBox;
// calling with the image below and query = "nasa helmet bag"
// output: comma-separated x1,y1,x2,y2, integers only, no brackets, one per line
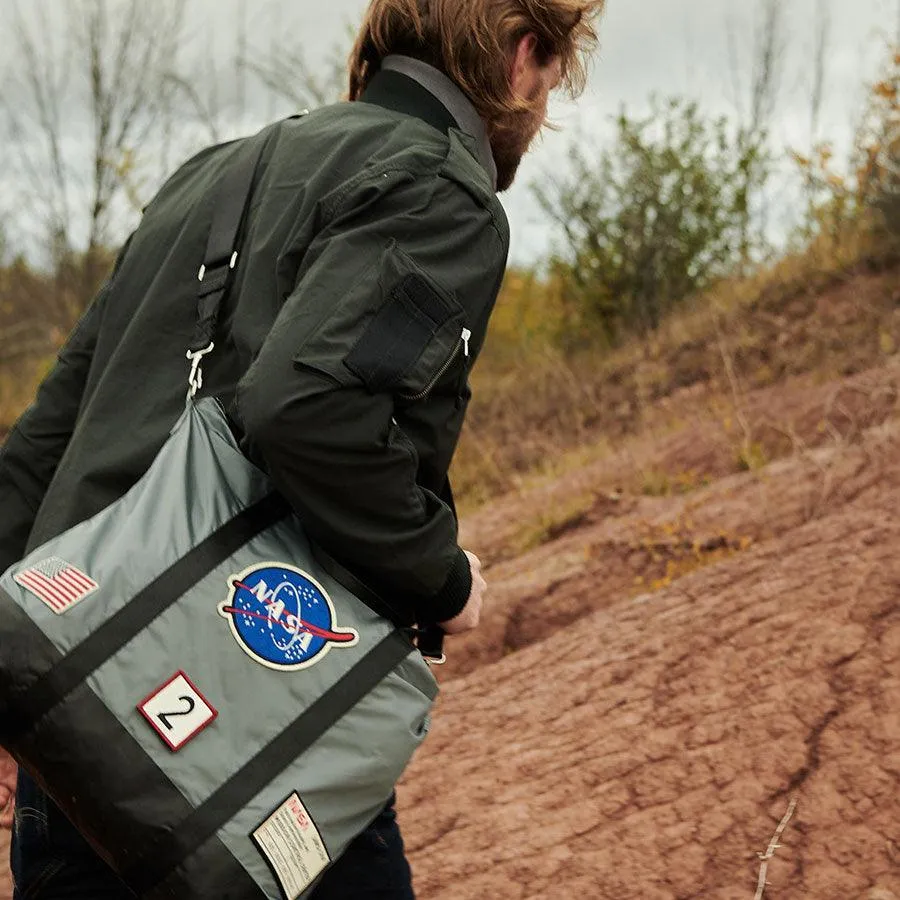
0,127,440,899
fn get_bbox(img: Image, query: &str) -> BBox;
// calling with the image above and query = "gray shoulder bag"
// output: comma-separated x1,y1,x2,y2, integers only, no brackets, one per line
0,128,439,900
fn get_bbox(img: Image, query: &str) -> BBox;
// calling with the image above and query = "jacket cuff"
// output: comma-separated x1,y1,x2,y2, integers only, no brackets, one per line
425,548,472,624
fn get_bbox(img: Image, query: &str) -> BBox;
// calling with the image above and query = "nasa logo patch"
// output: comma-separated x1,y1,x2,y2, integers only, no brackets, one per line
219,563,358,671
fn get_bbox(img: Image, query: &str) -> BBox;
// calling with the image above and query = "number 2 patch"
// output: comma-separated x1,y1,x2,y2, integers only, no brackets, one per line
138,671,217,751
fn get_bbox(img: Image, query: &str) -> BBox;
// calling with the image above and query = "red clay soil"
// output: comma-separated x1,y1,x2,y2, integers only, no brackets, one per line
446,363,900,680
461,362,900,571
1,366,898,899
400,431,900,898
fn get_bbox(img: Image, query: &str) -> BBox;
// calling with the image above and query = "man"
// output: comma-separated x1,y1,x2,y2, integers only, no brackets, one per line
0,0,604,896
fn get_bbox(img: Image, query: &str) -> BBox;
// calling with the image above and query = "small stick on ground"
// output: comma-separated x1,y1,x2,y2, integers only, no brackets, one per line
753,797,798,900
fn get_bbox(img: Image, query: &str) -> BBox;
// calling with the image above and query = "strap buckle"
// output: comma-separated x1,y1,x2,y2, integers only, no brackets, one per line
414,626,447,666
186,342,215,397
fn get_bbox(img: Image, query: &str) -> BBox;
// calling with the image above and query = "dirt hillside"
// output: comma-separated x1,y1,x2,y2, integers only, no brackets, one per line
397,360,900,899
1,274,899,899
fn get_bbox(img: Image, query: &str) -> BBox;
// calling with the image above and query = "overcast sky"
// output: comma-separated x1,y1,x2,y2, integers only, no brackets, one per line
242,0,894,260
0,0,895,264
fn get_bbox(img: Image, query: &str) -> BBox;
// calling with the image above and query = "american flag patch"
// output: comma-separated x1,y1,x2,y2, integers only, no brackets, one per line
14,557,99,614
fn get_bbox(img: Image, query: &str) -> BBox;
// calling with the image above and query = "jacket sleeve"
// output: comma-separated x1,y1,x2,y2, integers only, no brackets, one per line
0,240,131,575
235,169,506,625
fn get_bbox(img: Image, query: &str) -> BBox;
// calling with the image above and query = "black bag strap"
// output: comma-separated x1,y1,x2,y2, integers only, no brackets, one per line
190,128,279,355
312,541,446,665
186,118,446,663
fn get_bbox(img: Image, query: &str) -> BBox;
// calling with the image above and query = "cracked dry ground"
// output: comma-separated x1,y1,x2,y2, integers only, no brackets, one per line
1,372,898,900
399,422,900,898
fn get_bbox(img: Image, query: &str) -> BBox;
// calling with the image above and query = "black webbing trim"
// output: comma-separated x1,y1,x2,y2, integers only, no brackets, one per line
125,628,415,895
310,543,445,662
309,542,405,624
197,266,231,299
202,142,259,272
6,492,291,740
11,679,263,899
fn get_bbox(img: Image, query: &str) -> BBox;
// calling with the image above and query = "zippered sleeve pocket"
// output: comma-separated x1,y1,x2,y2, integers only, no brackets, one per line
344,270,465,396
291,240,470,402
398,325,470,402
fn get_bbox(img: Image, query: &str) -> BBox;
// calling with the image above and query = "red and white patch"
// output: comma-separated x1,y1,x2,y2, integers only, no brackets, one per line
15,557,99,614
138,671,217,752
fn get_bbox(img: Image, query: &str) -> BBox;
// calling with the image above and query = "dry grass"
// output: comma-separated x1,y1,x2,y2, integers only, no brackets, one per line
628,515,754,594
0,357,54,440
453,227,900,510
2,226,898,518
508,490,598,555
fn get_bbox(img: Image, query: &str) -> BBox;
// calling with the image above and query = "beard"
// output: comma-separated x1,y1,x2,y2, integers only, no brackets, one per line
490,88,546,192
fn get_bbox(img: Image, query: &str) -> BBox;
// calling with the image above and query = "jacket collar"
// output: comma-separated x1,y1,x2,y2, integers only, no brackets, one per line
360,55,498,191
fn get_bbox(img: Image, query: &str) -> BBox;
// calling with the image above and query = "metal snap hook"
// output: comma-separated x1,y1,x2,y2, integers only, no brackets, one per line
186,342,215,397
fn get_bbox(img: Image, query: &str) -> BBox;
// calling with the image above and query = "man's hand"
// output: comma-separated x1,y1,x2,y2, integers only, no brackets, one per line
0,750,16,828
438,551,485,635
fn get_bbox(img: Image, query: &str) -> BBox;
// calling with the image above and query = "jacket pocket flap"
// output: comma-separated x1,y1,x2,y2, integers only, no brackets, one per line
292,242,466,400
344,272,460,394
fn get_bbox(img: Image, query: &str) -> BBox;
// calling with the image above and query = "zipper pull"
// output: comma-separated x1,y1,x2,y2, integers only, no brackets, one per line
456,328,472,409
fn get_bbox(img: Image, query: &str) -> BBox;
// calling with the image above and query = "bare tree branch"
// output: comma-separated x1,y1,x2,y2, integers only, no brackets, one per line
5,0,76,258
753,797,798,900
0,339,57,364
0,320,48,343
236,0,248,123
162,72,222,144
749,0,787,137
242,33,349,111
810,0,832,145
724,13,745,123
2,0,186,270
77,0,187,258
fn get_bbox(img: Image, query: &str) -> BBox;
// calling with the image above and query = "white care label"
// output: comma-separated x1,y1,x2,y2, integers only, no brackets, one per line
137,671,217,751
252,793,331,899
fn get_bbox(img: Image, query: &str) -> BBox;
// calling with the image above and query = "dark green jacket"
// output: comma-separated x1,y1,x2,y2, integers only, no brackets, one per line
0,66,510,626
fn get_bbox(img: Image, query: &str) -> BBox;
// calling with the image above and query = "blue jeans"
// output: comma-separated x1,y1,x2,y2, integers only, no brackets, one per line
11,772,415,899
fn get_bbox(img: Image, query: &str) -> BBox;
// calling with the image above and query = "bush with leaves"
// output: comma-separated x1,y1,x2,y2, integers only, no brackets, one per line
535,97,770,345
854,51,900,235
795,48,900,246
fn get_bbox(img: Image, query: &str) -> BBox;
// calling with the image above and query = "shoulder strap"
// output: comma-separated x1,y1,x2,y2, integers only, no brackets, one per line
311,541,446,665
185,117,447,663
189,127,281,356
